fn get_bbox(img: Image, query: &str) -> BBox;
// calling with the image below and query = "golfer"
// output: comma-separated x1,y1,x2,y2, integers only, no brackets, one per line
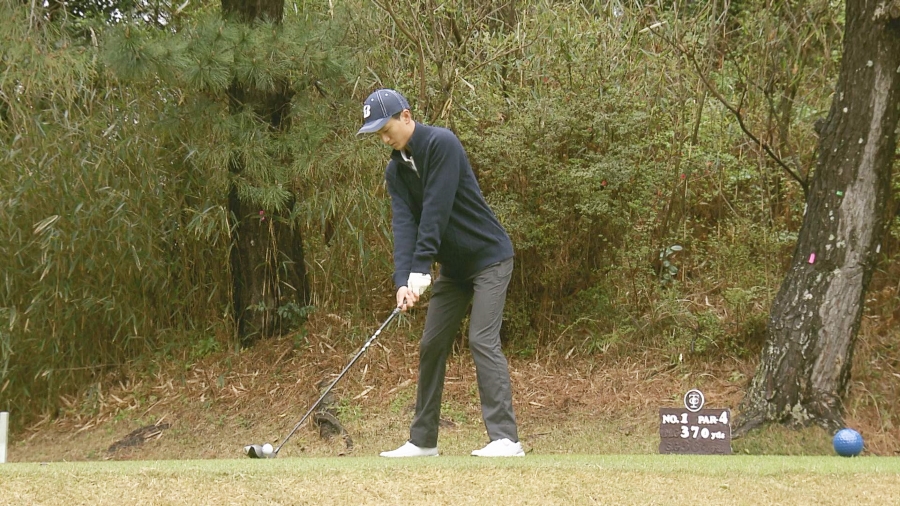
358,89,524,457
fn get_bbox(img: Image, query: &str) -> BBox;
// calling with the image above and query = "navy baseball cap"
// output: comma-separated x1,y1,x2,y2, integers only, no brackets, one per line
357,89,410,135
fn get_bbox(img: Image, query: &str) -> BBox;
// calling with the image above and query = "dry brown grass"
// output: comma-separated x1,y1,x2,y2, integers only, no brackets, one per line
7,293,900,464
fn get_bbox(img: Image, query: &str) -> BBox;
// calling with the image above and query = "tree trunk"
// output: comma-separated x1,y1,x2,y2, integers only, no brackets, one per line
222,0,310,346
222,0,282,23
736,1,900,434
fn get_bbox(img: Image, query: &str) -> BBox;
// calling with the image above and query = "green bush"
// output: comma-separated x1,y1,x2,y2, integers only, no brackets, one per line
0,0,844,425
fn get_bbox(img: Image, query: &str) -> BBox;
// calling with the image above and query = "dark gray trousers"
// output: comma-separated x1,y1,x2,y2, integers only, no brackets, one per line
409,257,519,448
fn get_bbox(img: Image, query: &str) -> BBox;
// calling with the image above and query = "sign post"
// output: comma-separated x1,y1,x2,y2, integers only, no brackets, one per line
659,389,731,455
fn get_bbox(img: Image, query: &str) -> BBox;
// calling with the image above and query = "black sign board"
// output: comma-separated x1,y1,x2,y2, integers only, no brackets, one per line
658,389,732,455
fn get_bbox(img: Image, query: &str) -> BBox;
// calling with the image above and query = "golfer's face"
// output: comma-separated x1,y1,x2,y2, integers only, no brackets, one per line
378,114,412,151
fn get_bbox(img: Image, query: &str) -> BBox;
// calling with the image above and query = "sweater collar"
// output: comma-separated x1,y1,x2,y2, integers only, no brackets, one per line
390,122,428,163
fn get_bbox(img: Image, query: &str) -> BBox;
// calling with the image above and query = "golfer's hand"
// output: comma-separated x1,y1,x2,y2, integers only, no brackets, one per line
397,286,417,311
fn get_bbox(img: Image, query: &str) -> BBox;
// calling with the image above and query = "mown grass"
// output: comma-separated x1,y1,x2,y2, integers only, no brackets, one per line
1,454,898,505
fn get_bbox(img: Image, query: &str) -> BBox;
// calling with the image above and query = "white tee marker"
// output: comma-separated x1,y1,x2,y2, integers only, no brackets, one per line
0,412,8,463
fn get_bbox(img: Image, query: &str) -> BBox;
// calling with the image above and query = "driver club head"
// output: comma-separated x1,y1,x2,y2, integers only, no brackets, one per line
244,444,275,459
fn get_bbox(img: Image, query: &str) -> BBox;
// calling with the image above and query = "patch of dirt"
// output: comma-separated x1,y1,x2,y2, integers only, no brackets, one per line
8,306,900,461
106,422,170,456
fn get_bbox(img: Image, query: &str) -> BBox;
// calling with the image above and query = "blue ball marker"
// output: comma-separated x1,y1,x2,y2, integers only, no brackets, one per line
833,428,864,457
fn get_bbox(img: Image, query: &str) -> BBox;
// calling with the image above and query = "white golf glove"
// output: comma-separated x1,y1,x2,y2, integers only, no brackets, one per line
406,273,432,296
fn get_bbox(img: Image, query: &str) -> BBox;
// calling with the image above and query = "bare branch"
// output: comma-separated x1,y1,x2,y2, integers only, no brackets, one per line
370,0,427,109
645,25,809,196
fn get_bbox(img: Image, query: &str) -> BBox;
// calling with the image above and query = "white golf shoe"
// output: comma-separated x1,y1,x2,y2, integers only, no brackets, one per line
379,441,439,458
471,438,525,457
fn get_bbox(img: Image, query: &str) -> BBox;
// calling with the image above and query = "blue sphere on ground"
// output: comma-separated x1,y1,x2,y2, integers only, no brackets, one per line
833,428,864,457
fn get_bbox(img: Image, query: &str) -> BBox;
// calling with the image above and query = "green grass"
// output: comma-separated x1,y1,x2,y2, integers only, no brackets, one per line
1,455,898,505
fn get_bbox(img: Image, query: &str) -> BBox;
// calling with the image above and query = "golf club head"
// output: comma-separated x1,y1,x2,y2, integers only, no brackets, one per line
244,444,275,459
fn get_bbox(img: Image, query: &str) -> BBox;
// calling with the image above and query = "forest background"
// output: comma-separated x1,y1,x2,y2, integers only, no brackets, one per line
1,0,899,446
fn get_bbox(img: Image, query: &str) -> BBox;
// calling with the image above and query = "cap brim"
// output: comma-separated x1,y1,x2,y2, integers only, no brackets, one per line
357,117,390,135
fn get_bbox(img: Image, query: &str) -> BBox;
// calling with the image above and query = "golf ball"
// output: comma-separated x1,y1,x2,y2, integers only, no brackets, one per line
833,428,864,457
262,443,274,456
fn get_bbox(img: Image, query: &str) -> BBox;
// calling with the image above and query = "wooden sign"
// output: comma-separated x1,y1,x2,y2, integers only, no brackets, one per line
659,389,732,455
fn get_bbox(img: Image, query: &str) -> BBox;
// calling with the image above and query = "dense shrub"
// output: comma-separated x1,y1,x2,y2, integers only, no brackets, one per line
0,0,848,424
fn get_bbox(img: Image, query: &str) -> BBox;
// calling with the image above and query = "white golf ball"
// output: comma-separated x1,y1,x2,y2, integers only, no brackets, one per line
262,443,274,455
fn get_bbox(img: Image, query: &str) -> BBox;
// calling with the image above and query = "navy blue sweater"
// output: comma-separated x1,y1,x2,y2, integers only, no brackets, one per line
385,123,513,288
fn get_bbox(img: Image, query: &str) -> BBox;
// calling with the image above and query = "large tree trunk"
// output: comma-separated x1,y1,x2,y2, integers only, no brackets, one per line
736,1,900,434
223,0,310,346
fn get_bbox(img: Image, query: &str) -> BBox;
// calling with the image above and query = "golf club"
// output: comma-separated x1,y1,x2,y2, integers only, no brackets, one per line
244,305,402,458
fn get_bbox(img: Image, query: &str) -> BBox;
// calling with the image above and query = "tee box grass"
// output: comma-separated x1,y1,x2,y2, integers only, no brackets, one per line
2,454,899,505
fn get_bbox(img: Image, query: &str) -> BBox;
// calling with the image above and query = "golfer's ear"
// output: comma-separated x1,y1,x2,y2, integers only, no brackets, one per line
400,109,413,123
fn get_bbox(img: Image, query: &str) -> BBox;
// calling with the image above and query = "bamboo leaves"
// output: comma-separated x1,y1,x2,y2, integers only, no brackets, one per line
1,3,237,420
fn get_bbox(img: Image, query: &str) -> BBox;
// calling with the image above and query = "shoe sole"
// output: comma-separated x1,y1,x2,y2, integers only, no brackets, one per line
380,453,439,458
471,451,525,457
380,455,439,458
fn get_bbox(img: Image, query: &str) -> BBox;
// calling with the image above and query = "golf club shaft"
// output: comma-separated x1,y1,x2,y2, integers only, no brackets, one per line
274,306,402,454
